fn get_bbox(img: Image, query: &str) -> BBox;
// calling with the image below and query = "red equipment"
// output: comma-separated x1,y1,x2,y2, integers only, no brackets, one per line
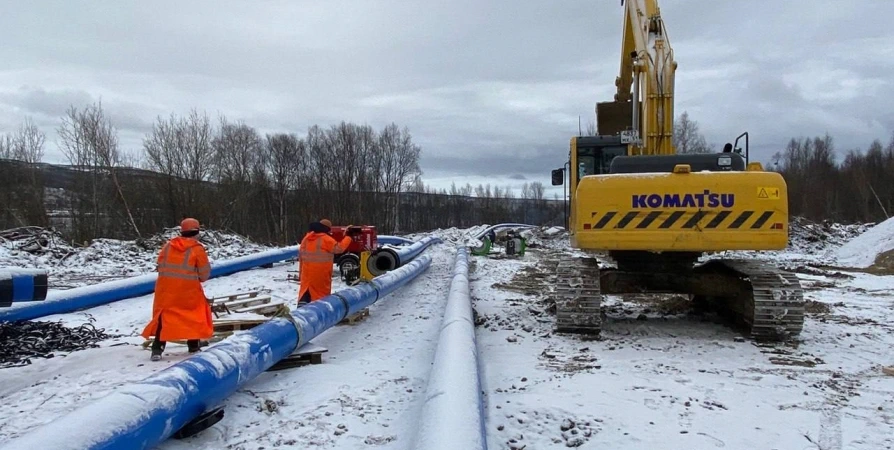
328,225,377,283
329,225,377,253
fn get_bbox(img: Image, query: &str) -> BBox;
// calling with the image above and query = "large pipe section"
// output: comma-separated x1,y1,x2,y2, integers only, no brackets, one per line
367,235,441,276
1,253,435,450
377,235,414,246
412,247,487,450
0,269,49,307
473,223,537,240
0,246,299,323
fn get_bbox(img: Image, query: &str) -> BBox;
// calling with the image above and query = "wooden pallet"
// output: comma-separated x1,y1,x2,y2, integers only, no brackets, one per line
267,342,328,371
213,318,270,333
142,291,291,348
339,308,370,325
210,291,272,316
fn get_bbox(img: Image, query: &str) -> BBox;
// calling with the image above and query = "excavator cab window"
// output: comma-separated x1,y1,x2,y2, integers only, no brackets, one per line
577,144,627,176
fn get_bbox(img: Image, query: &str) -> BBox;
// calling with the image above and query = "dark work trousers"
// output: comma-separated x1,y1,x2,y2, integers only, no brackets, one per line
151,316,199,354
298,291,312,305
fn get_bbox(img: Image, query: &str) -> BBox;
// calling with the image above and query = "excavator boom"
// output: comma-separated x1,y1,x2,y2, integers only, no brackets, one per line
599,0,676,156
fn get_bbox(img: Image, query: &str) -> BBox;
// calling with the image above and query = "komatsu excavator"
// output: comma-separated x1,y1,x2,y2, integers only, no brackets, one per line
550,0,804,341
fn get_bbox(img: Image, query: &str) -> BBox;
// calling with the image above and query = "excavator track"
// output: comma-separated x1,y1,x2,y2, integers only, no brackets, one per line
554,255,603,335
549,252,804,341
711,259,805,341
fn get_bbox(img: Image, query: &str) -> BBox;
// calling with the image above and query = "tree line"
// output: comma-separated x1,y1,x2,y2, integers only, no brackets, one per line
672,112,893,224
771,133,894,224
0,103,564,245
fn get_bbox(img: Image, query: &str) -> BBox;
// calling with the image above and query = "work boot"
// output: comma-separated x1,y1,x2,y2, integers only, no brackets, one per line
187,340,201,354
150,339,165,361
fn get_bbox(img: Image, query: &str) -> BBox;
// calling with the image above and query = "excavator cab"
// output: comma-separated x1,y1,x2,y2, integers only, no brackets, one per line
551,135,629,188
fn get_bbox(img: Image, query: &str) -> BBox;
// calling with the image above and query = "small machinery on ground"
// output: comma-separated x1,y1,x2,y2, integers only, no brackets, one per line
471,228,528,258
328,225,378,284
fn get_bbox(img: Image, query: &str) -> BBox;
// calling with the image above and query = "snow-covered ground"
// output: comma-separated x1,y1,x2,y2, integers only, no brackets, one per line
1,222,893,449
836,216,894,269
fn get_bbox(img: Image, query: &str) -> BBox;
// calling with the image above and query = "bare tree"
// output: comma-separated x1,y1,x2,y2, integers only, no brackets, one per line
13,117,45,164
528,181,545,201
0,120,48,227
143,109,216,225
673,111,711,154
377,123,422,232
58,102,140,238
266,132,305,241
585,117,596,136
212,117,264,232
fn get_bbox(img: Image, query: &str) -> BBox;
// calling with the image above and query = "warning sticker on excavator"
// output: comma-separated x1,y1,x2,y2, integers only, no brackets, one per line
757,187,780,200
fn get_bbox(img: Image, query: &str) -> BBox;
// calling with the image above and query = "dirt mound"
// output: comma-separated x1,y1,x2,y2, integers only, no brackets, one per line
867,248,894,275
788,216,869,255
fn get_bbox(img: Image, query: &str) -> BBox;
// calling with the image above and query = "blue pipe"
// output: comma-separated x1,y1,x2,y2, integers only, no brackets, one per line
367,236,441,276
394,235,442,267
0,246,299,323
377,235,413,246
0,269,49,306
0,254,433,450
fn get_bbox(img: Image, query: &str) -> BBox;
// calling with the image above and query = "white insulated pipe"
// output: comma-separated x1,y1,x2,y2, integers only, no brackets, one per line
412,247,488,450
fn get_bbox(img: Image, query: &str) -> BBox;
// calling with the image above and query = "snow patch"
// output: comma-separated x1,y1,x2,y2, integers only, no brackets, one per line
0,228,272,290
835,216,894,268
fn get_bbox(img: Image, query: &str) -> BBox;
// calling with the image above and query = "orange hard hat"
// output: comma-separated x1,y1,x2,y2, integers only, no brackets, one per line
319,219,332,228
180,218,200,232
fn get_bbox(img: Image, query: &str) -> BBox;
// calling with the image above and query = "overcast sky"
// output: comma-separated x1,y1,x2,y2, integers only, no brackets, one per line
1,0,892,198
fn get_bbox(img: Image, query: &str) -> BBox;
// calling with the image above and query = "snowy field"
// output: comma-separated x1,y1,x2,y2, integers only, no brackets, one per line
1,219,893,449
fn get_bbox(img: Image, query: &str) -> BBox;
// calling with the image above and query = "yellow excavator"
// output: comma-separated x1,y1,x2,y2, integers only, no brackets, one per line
550,0,804,341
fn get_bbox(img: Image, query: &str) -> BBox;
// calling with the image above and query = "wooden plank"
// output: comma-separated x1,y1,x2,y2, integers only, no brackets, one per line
212,319,267,333
232,301,287,316
267,341,328,370
294,342,328,355
338,308,370,325
209,291,261,302
220,296,271,309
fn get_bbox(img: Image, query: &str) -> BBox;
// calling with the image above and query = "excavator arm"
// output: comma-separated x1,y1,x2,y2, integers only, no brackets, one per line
601,0,677,156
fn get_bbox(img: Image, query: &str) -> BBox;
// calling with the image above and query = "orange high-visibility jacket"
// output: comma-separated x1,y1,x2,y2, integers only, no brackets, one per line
140,236,213,341
298,231,352,301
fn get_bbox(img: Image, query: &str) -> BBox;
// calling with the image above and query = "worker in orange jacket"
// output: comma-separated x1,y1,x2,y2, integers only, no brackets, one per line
297,219,357,304
141,218,213,361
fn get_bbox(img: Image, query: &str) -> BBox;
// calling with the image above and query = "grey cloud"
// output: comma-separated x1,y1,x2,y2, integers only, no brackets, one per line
0,0,891,178
0,87,93,119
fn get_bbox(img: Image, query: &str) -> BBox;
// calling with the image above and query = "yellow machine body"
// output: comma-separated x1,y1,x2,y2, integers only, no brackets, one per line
571,168,789,252
359,250,374,282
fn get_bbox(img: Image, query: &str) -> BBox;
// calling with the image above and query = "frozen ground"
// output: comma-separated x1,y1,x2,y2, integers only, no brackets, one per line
1,222,893,449
472,229,894,449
